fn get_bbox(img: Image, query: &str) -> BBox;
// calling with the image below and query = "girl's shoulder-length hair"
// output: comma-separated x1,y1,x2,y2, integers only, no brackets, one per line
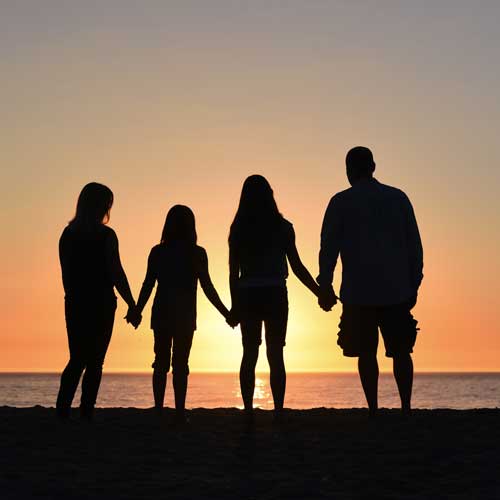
161,204,197,246
69,182,114,230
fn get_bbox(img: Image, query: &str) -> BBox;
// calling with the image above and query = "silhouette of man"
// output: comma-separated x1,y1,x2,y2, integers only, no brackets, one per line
317,147,423,416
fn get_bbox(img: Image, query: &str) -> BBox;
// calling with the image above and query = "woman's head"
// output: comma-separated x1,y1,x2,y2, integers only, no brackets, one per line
229,175,283,245
161,205,197,246
70,182,114,228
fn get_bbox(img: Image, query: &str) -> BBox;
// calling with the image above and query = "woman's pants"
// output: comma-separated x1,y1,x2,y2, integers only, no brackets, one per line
56,298,116,417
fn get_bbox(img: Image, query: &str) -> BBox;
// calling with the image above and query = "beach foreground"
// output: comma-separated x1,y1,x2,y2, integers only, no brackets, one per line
1,407,498,499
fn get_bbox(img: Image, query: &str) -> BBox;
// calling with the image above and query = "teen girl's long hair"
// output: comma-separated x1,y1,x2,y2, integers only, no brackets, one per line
160,205,197,247
69,182,114,230
229,175,284,249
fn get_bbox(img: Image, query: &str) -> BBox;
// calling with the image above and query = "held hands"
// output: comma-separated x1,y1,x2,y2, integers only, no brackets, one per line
318,286,338,312
225,308,240,329
125,304,142,330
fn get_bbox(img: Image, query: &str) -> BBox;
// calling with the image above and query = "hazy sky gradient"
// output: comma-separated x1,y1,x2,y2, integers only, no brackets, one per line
2,1,499,372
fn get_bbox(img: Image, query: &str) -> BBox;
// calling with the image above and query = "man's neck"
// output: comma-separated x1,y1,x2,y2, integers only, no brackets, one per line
351,174,374,186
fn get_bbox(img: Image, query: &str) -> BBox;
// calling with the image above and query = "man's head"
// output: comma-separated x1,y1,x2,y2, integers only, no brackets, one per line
345,146,376,185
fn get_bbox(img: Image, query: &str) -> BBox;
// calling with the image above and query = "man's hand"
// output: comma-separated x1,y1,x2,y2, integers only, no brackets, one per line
318,286,337,312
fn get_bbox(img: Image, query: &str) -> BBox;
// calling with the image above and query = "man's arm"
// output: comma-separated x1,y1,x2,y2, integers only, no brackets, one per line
317,196,342,287
317,196,342,310
404,195,423,296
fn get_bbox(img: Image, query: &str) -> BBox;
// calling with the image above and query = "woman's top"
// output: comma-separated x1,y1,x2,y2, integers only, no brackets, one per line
231,218,294,288
140,243,210,331
59,224,116,304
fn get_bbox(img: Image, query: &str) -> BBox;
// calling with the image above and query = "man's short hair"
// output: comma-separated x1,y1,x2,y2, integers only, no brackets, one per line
346,146,375,172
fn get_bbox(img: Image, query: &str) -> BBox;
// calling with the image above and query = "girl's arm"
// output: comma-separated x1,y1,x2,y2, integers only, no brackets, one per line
136,248,157,315
198,248,230,318
105,229,135,308
286,225,320,297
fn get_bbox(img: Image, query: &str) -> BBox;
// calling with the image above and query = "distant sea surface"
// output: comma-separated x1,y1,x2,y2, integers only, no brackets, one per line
1,373,499,410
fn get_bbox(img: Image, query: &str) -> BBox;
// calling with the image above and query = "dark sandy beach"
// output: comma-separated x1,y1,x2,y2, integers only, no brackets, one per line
1,407,498,499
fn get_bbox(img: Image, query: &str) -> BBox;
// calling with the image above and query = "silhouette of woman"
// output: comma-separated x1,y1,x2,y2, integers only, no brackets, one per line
56,182,136,420
134,205,230,423
228,175,319,422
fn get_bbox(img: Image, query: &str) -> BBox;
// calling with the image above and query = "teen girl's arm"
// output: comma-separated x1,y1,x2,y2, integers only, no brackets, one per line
105,229,136,314
286,224,321,297
198,248,230,320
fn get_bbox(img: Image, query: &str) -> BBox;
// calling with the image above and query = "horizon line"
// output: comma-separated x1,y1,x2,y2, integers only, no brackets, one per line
1,370,499,375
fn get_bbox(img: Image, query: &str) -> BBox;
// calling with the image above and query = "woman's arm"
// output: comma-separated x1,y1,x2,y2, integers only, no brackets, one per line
135,248,157,315
105,230,135,308
198,248,229,318
286,225,320,297
59,230,71,295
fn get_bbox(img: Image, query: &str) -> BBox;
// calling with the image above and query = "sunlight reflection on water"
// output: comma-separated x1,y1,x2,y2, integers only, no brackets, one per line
233,376,273,409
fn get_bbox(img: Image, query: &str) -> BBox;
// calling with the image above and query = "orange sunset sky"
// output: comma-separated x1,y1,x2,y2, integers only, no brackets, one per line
2,2,500,373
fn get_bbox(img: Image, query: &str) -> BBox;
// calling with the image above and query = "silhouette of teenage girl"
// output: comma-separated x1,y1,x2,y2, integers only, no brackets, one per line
133,205,230,423
56,182,136,420
228,175,319,422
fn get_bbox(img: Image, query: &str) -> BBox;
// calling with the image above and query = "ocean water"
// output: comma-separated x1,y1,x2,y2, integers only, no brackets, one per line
1,373,499,409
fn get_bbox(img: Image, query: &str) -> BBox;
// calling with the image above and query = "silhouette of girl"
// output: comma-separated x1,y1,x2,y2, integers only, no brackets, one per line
56,182,136,420
228,175,319,422
134,205,230,423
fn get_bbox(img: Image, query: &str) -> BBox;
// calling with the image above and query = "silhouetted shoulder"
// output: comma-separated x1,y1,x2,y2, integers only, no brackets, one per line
149,243,163,255
328,187,352,206
282,218,293,232
332,186,353,200
194,246,209,276
281,218,295,242
60,223,116,243
195,245,208,263
102,225,117,240
100,226,119,255
377,182,413,206
146,244,164,267
323,190,350,217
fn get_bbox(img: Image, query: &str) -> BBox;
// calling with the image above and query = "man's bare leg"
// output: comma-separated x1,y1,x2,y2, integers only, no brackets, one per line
358,353,379,417
393,353,413,415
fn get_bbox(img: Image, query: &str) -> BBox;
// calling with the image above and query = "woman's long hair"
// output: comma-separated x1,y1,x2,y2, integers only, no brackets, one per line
160,205,197,246
69,182,114,230
229,175,284,248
